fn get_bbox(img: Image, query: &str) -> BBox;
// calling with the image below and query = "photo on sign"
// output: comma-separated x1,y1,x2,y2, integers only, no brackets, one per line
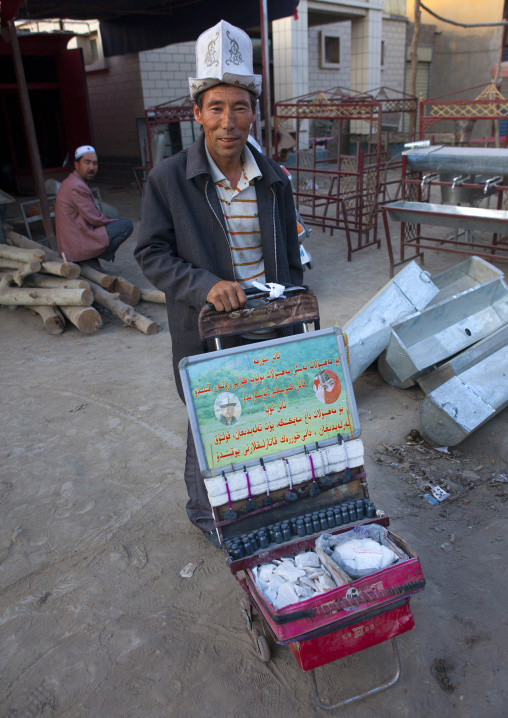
214,392,241,426
313,369,341,405
180,328,360,474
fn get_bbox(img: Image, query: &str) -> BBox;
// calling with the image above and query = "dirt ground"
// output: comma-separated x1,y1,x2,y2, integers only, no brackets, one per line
1,182,507,718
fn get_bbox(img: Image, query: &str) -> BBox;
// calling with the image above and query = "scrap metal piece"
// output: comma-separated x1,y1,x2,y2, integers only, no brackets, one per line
378,277,508,387
345,257,504,383
343,261,439,382
420,328,508,445
418,324,508,395
427,256,504,306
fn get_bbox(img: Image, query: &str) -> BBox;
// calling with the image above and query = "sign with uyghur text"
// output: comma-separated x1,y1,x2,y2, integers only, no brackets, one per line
182,329,359,473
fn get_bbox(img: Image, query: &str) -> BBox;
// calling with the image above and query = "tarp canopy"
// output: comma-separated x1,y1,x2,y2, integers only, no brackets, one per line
3,1,299,56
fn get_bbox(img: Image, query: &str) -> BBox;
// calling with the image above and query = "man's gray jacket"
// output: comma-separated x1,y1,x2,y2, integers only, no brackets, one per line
135,133,303,398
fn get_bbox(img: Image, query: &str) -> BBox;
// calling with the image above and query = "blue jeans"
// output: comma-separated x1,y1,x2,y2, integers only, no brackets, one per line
99,218,133,261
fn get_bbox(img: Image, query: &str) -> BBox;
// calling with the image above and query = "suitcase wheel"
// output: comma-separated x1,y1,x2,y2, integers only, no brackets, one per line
241,608,252,632
240,597,252,631
256,634,271,663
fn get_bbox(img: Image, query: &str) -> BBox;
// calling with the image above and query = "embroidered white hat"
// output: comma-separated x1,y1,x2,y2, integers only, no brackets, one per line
75,145,96,159
189,20,262,100
218,393,238,408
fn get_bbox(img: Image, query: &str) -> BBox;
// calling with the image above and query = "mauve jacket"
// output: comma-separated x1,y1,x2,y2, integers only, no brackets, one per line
135,134,303,399
55,170,113,261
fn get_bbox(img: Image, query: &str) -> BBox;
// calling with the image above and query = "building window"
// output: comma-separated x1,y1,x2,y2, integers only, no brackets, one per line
320,32,340,69
76,29,108,72
381,41,385,67
89,35,99,64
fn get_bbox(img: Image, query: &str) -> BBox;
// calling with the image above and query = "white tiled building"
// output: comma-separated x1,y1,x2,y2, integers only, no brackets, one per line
18,1,410,178
136,1,407,109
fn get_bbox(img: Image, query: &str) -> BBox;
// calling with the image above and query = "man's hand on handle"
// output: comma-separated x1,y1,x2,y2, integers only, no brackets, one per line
206,280,247,312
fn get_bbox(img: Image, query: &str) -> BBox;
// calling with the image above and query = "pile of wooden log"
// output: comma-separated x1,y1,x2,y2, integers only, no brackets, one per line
0,231,166,336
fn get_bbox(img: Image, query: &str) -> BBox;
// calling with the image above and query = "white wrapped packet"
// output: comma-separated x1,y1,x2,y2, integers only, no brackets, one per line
332,538,397,574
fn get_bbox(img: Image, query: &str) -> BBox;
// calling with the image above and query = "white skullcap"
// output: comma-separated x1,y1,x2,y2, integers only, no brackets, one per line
75,145,96,160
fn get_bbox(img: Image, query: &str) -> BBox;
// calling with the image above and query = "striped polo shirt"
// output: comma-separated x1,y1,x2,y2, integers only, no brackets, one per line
205,143,265,288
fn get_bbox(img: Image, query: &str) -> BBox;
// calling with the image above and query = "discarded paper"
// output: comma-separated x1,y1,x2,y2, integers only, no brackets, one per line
431,486,450,502
180,560,203,578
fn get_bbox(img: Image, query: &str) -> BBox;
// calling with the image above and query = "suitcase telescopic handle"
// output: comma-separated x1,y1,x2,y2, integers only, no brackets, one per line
198,286,320,348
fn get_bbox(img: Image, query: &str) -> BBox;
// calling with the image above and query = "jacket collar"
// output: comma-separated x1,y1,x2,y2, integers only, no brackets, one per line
186,133,282,187
71,169,88,187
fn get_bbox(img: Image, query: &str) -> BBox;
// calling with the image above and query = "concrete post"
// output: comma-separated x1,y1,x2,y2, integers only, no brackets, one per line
350,4,383,93
272,0,309,148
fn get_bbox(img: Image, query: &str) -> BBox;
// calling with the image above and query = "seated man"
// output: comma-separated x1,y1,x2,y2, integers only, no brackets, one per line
55,145,133,269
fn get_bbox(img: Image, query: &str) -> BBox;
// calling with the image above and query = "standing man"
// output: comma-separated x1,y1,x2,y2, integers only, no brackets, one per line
135,20,303,547
55,145,133,269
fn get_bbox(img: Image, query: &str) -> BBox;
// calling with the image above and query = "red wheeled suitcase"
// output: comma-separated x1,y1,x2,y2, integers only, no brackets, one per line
179,287,425,710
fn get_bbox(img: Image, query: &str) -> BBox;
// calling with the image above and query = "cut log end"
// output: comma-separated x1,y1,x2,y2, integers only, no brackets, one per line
133,315,159,335
41,260,81,279
60,305,102,334
30,305,65,335
79,264,114,289
111,277,140,307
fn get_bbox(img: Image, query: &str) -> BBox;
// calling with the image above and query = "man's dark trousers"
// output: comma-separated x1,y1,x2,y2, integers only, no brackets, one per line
99,218,134,261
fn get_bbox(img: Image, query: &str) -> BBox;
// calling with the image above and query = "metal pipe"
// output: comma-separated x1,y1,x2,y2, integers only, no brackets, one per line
404,146,508,176
310,638,401,710
7,20,57,250
259,0,273,157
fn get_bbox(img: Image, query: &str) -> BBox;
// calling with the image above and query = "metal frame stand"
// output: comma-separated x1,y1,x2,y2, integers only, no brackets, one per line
308,637,401,711
19,195,57,241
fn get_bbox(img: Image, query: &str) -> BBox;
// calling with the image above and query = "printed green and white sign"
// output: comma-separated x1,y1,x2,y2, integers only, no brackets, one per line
180,328,360,476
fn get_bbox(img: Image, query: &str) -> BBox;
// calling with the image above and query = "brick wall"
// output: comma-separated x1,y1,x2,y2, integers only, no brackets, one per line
139,42,198,148
380,17,407,92
86,54,145,161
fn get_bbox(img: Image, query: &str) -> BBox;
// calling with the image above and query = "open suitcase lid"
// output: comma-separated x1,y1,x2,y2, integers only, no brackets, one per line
179,327,361,479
